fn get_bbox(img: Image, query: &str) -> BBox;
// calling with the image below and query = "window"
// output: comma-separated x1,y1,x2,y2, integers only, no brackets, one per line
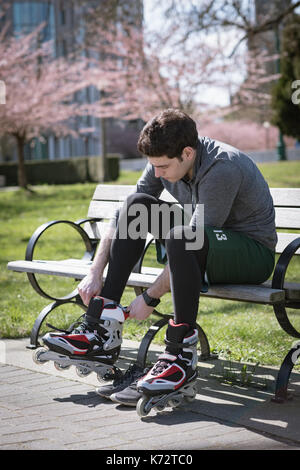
60,8,66,25
13,2,55,41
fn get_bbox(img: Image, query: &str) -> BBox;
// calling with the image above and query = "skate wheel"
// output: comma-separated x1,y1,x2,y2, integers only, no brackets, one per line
76,366,91,377
185,385,197,403
168,397,182,408
96,372,109,383
101,368,116,381
136,396,151,418
32,347,49,365
185,395,196,403
54,361,71,371
154,404,165,412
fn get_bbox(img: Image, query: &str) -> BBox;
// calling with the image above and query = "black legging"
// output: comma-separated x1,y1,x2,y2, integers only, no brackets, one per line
101,193,209,328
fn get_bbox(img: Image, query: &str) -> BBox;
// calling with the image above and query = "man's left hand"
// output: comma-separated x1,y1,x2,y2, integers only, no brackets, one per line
127,294,155,321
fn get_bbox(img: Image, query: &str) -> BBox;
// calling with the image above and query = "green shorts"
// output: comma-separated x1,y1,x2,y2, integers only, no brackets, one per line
204,226,275,285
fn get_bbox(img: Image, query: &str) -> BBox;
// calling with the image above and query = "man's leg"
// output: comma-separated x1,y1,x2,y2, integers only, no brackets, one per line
165,225,209,327
101,192,184,303
136,225,209,396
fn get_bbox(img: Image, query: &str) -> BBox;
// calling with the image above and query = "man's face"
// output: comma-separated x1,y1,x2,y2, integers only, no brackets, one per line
148,147,196,183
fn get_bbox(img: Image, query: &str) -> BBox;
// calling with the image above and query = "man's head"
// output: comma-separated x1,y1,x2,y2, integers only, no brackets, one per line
137,108,198,182
137,108,198,159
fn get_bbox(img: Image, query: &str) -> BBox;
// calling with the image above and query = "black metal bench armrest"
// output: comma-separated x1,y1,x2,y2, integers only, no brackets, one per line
74,217,102,226
272,237,300,337
25,219,97,301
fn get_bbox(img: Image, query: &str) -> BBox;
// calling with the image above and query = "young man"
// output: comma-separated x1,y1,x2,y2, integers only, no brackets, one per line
44,108,277,406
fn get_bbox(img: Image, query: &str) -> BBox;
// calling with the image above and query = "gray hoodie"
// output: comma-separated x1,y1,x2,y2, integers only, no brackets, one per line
134,137,277,251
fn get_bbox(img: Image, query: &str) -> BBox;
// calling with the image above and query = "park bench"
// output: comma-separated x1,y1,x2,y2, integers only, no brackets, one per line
7,184,300,403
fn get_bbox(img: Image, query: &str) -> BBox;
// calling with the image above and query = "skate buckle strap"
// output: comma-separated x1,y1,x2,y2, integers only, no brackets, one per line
164,339,186,349
164,333,198,350
84,315,102,325
158,352,177,362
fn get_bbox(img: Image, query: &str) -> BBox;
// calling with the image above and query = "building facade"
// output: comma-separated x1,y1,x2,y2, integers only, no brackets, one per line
0,0,143,162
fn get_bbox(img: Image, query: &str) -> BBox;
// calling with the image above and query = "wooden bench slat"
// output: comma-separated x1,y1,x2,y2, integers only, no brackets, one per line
82,221,300,254
270,188,300,207
92,185,178,204
88,191,179,220
264,280,300,301
87,200,122,219
139,267,300,301
92,184,135,201
275,207,300,229
89,186,300,232
7,260,286,304
91,187,300,209
276,232,300,255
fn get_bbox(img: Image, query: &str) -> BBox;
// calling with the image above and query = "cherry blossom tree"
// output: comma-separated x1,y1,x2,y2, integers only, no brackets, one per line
0,25,102,189
84,23,237,122
199,119,295,151
0,8,284,192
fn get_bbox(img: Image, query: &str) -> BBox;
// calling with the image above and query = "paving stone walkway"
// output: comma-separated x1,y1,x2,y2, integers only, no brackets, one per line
1,338,300,451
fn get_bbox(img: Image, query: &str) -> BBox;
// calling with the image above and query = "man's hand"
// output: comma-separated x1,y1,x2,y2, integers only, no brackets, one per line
78,272,103,306
127,294,155,321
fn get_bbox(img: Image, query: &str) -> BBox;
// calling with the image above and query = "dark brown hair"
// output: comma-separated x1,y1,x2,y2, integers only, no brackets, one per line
137,108,198,159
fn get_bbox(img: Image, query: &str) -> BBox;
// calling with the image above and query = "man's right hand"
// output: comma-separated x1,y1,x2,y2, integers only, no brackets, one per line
78,272,103,306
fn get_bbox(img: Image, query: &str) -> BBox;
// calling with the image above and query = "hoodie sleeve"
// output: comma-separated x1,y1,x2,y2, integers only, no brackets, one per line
190,160,243,228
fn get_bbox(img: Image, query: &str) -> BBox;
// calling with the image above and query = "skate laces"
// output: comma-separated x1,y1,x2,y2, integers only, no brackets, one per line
45,323,70,334
72,321,89,334
113,363,145,386
151,353,176,376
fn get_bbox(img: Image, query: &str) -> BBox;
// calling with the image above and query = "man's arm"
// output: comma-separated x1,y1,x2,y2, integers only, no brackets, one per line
147,264,170,299
128,264,170,321
78,226,114,305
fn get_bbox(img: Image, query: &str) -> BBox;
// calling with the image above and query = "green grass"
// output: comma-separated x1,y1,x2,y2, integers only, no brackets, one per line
1,161,300,369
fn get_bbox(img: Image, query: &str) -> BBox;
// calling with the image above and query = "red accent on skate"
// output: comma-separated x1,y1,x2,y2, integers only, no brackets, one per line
161,364,182,378
67,334,90,344
149,364,186,390
73,349,88,355
169,319,189,328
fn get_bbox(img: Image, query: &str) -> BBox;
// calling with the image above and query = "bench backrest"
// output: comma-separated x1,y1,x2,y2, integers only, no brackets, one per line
86,185,300,255
270,188,300,255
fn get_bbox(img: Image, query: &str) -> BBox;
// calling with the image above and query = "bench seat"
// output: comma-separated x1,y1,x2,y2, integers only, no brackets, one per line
7,259,286,304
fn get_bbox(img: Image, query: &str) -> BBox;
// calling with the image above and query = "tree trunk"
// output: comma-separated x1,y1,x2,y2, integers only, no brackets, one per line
100,117,108,181
15,134,28,189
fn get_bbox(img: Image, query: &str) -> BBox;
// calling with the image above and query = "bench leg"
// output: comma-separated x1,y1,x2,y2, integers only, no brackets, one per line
272,341,300,403
27,295,86,349
135,315,171,368
135,312,214,369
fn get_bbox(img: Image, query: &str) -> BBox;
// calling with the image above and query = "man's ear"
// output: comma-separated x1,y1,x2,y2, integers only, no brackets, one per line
182,146,195,160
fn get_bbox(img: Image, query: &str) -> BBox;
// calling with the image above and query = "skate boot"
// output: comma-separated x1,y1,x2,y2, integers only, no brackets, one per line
32,296,128,382
96,363,149,402
136,319,198,417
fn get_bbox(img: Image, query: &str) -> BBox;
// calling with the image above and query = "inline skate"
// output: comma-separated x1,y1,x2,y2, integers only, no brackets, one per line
32,296,128,382
136,319,198,417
